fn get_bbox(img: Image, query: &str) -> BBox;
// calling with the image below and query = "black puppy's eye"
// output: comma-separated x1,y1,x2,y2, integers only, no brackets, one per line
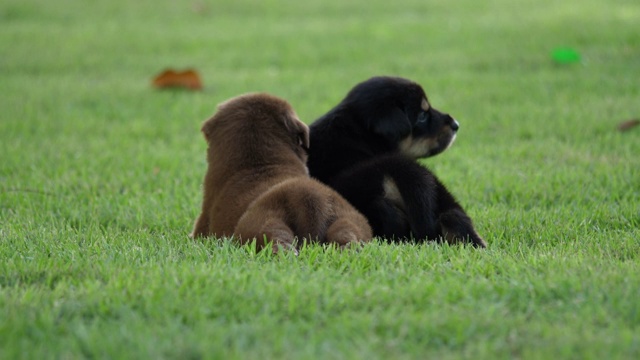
416,111,429,124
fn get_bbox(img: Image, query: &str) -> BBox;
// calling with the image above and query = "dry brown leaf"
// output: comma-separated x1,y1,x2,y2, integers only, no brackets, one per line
152,68,203,90
617,119,640,132
192,1,210,15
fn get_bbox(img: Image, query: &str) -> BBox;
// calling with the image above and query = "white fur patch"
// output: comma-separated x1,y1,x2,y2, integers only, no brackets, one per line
444,132,457,151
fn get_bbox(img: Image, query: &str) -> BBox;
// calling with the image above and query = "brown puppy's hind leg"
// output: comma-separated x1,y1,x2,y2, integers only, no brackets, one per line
235,213,298,255
191,193,214,238
190,213,210,239
325,217,366,250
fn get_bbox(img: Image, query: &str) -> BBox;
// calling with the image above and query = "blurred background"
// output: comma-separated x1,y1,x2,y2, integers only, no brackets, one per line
1,0,638,234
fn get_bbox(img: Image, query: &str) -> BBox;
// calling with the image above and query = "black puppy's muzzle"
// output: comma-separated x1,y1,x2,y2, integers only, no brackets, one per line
449,118,460,132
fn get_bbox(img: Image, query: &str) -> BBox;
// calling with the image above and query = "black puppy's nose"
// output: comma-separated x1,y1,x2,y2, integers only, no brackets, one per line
450,118,460,131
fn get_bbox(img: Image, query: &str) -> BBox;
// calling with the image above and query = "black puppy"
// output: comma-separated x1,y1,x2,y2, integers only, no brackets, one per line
308,76,486,247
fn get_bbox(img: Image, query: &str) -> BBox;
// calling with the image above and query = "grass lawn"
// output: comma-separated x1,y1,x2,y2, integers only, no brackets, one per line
1,0,639,358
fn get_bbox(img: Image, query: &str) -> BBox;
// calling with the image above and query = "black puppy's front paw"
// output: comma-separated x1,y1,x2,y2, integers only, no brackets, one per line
438,210,487,248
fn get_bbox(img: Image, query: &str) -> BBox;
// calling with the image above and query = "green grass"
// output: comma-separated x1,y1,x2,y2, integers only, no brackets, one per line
1,0,639,358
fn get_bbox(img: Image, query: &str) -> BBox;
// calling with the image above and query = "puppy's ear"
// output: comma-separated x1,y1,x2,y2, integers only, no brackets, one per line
369,107,412,143
285,114,310,151
200,117,215,141
299,124,310,151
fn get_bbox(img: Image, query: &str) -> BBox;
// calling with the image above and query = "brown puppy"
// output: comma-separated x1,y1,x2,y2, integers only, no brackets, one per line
191,93,372,252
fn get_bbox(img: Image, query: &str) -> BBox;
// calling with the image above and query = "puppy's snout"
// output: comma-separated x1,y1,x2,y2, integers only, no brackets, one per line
450,118,459,132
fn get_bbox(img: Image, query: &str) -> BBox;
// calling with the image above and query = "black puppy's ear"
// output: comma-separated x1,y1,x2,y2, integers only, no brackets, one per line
369,107,412,143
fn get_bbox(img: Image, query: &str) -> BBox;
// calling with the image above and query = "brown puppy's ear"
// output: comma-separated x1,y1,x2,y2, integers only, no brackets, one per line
200,117,216,141
370,107,412,143
299,124,310,151
284,114,310,151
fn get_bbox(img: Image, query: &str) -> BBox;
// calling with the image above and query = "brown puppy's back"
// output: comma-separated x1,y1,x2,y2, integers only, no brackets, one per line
191,93,308,239
234,176,372,251
191,92,372,251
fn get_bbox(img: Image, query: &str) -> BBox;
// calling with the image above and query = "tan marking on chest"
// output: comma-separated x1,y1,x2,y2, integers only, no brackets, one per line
383,176,405,209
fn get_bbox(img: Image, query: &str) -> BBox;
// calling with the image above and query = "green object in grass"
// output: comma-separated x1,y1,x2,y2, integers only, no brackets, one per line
552,47,581,64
